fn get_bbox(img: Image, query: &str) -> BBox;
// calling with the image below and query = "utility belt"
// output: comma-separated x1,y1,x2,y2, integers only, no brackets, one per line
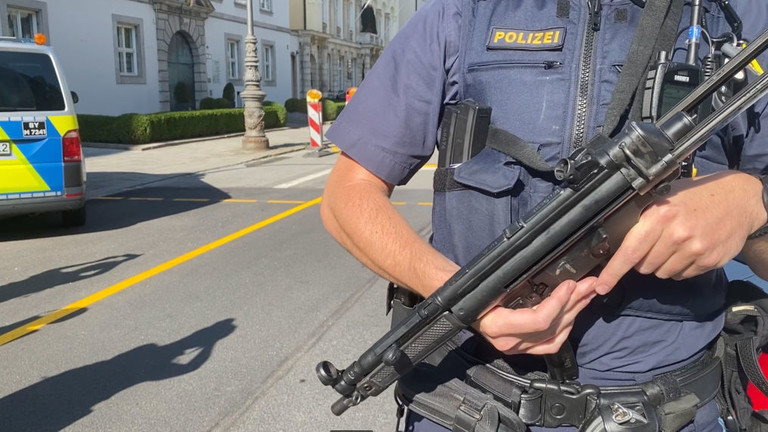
387,282,768,432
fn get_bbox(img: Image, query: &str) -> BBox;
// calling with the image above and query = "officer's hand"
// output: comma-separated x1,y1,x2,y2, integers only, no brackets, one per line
595,171,766,295
475,277,597,355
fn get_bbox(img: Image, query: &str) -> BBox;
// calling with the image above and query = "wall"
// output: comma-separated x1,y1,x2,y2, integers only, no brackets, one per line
5,0,296,116
45,0,159,116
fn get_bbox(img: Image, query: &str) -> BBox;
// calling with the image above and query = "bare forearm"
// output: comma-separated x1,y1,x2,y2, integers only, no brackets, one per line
321,154,459,297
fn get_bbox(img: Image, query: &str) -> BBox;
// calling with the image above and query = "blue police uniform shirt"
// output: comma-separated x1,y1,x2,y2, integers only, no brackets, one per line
326,0,768,387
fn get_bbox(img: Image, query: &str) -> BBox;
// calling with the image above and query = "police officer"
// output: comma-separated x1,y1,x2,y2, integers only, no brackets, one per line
320,1,768,431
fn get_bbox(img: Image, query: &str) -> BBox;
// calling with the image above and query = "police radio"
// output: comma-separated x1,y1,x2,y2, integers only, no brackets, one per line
642,52,704,178
642,51,703,123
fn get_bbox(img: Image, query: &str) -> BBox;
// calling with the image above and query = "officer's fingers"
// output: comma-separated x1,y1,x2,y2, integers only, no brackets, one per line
650,251,696,280
522,287,595,351
520,286,597,355
569,277,598,301
641,225,728,279
595,222,661,295
669,251,727,280
633,237,680,277
478,281,575,339
525,290,598,355
492,293,591,355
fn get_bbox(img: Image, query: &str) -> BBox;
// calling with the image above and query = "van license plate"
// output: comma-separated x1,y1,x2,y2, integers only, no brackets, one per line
22,121,47,137
0,142,10,156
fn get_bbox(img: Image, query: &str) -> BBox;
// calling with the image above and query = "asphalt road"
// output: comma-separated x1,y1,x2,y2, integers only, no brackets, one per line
0,148,436,432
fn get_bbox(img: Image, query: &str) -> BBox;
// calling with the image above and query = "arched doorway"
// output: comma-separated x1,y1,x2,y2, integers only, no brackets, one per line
168,32,195,111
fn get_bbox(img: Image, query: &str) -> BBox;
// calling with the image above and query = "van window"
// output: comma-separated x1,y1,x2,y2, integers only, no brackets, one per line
0,51,64,112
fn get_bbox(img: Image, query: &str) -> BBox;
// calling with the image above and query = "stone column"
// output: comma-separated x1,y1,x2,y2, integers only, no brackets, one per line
241,0,269,151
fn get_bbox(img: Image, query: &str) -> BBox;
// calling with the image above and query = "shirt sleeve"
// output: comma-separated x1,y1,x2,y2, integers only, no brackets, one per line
325,0,462,185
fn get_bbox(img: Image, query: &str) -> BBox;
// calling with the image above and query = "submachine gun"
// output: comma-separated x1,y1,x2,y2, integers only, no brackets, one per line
316,25,768,417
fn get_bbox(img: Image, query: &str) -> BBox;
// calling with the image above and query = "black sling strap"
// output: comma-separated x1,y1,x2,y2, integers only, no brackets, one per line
487,0,684,172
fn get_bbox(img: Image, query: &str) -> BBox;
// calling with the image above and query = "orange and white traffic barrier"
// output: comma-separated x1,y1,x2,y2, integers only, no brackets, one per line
345,87,357,105
306,89,324,149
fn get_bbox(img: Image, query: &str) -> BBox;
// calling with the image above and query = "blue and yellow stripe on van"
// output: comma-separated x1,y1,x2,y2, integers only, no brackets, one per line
0,115,76,199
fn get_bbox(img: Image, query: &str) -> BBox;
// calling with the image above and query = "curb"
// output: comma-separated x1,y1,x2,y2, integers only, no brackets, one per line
81,121,333,152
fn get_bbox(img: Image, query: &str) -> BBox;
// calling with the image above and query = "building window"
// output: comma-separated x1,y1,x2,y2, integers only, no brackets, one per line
116,25,138,76
224,33,243,85
347,1,354,37
360,5,377,34
227,39,239,80
261,43,275,85
7,7,38,39
322,0,328,32
334,0,341,36
259,0,272,12
112,15,146,84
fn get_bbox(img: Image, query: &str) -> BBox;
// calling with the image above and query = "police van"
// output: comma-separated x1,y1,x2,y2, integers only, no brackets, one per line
0,33,86,227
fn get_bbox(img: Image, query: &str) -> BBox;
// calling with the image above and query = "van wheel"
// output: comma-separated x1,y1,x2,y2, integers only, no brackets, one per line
62,206,86,227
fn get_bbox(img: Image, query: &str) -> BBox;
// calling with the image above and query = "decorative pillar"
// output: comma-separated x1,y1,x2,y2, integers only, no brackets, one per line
241,0,269,151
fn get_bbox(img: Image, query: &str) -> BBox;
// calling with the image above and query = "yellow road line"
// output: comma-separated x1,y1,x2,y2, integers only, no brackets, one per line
94,196,124,200
222,198,258,203
173,198,210,202
128,197,162,201
0,197,323,346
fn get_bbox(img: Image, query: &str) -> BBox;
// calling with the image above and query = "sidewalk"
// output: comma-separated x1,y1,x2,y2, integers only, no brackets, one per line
82,115,331,199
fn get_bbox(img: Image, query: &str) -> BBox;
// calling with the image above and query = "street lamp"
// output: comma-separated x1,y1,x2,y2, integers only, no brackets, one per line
241,0,269,150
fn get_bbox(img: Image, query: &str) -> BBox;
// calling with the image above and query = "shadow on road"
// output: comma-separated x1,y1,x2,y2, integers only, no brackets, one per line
0,319,237,432
0,307,88,341
0,172,230,240
0,254,140,305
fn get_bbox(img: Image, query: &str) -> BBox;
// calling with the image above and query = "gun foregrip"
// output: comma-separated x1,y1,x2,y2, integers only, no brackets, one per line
354,312,465,399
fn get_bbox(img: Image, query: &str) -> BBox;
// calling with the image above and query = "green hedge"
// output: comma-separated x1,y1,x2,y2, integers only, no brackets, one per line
284,97,307,113
323,100,345,121
263,100,287,127
285,97,344,121
199,97,232,110
79,103,287,144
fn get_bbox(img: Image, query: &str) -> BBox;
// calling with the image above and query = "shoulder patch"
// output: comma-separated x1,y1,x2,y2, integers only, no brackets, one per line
487,27,566,51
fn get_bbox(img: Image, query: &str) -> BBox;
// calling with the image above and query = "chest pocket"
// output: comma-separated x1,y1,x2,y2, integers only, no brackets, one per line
463,38,572,152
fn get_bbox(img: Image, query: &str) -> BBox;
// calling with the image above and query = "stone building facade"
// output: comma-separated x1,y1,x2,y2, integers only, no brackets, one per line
289,0,426,99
